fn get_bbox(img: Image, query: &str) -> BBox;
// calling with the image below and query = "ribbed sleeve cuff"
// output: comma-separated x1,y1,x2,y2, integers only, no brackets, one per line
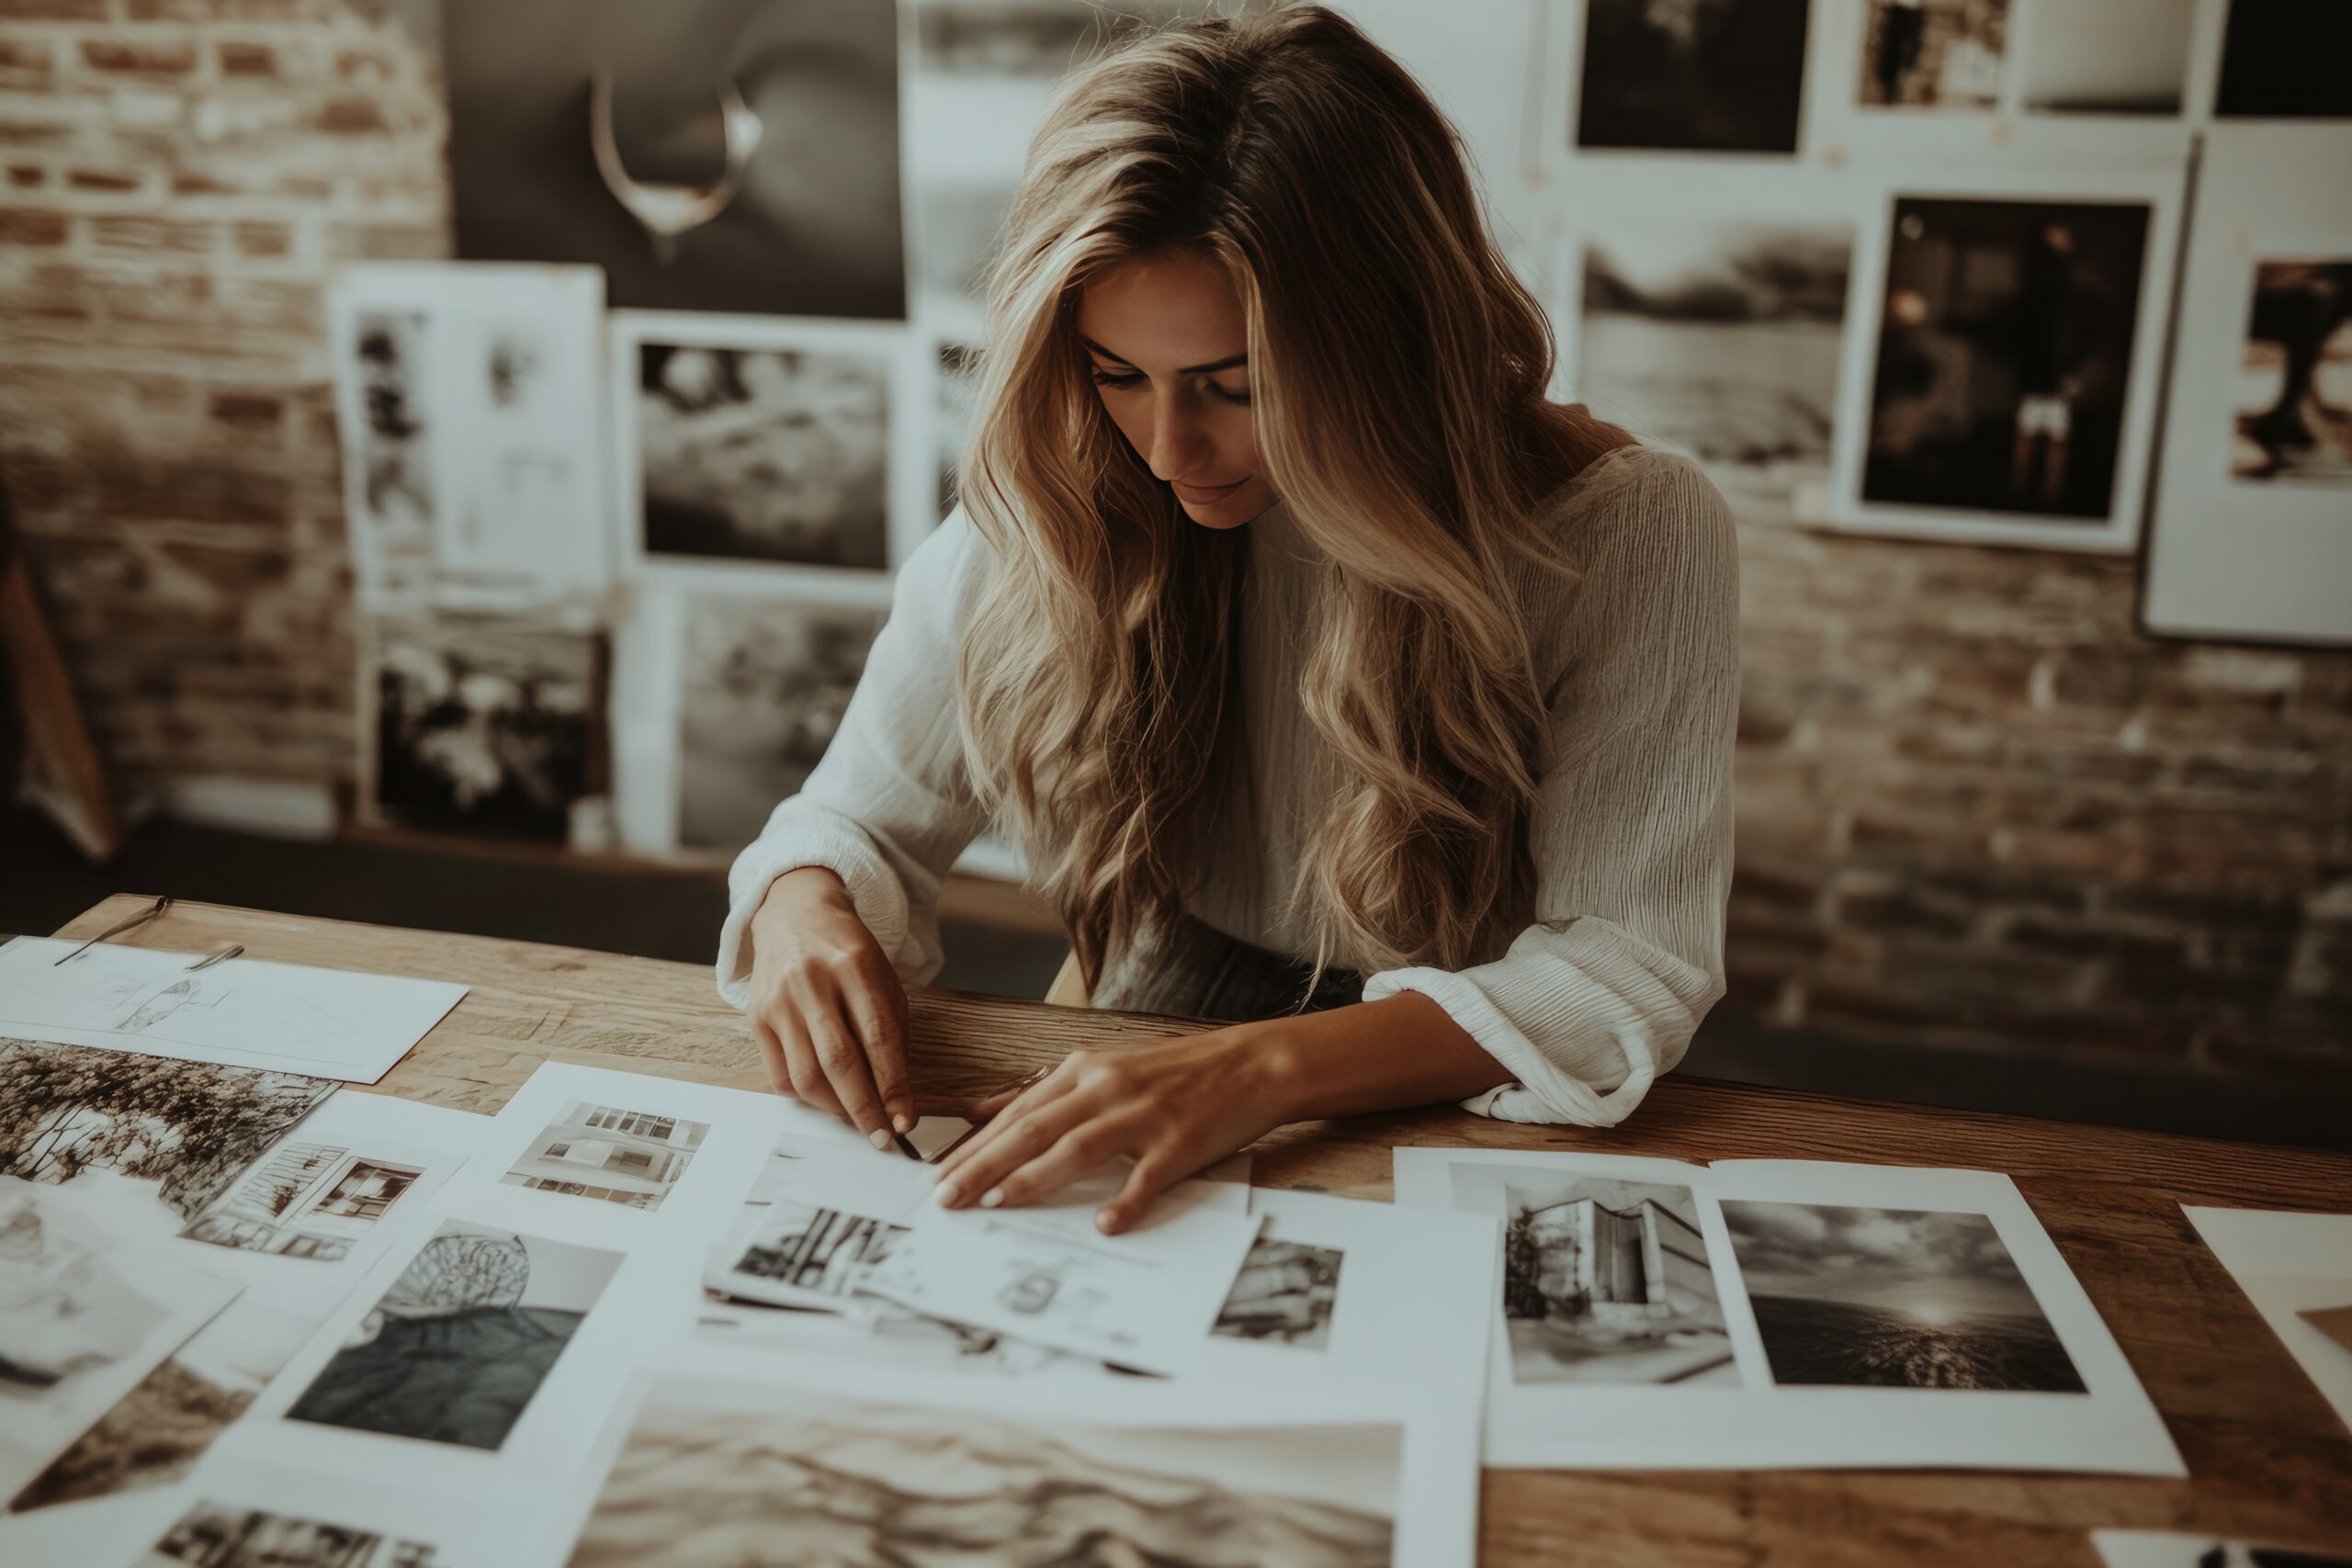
717,807,913,1011
1361,952,1668,1128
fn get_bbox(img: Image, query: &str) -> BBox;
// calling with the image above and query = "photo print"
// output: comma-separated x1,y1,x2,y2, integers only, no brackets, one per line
502,1101,709,1212
1721,1201,2086,1391
1212,1238,1343,1350
1574,0,1811,153
2095,1531,2352,1568
0,1179,240,1499
566,1377,1401,1568
1577,214,1852,513
2232,260,2352,485
368,610,605,845
937,340,982,518
2213,0,2352,118
675,592,888,852
287,1222,622,1451
447,0,907,318
0,1037,338,1232
636,337,893,570
1488,1169,1736,1387
180,1144,422,1261
341,307,435,595
2020,0,2190,116
1858,0,2007,109
1861,195,2151,522
136,1501,438,1568
714,1202,905,1313
12,1299,314,1512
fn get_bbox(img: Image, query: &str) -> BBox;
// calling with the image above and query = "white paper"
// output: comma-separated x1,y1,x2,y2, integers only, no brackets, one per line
1396,1148,2183,1473
545,1343,1482,1568
2183,1205,2352,1438
2094,1529,2352,1567
0,1178,242,1500
0,937,467,1083
330,260,610,612
865,1165,1263,1374
120,1458,522,1568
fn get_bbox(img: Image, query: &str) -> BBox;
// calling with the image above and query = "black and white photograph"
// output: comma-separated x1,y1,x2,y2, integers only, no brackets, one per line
502,1101,709,1212
2020,0,2190,116
565,1378,1401,1568
0,1179,241,1498
181,1144,422,1260
1858,0,2007,110
12,1299,313,1512
1489,1171,1737,1387
937,340,982,518
1573,0,1811,153
447,0,907,319
1861,195,2151,521
287,1222,622,1451
347,309,435,537
676,593,888,852
2213,0,2352,118
637,338,893,569
1721,1201,2086,1391
368,612,605,844
136,1501,438,1568
1212,1237,1343,1349
2231,259,2352,485
1577,216,1852,513
714,1201,907,1312
0,1036,338,1235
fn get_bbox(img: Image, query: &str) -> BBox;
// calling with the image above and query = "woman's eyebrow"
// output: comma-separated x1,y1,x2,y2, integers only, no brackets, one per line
1080,334,1249,375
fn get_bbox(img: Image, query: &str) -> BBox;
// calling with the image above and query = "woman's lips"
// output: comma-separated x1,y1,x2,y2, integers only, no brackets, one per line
1172,477,1246,502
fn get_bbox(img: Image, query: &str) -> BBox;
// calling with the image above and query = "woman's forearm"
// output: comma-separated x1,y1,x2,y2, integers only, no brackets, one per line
1251,991,1511,1122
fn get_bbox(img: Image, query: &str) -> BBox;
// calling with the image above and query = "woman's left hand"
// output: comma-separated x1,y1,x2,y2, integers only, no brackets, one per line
932,1025,1295,1235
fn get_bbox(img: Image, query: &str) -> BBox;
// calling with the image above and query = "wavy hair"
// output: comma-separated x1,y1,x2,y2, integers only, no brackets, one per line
956,3,1628,991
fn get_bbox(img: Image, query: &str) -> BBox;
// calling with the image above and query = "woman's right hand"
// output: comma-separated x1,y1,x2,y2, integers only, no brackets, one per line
744,866,913,1150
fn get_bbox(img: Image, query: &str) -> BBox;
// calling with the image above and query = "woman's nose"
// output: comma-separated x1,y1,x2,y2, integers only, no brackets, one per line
1147,398,1211,481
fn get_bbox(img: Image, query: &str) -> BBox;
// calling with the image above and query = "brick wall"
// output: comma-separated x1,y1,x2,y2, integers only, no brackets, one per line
0,2,2345,1077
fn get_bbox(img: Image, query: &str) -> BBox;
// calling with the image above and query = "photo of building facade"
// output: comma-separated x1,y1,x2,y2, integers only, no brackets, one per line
501,1102,708,1211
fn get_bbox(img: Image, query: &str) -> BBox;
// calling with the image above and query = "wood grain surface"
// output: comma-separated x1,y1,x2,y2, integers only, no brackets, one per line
45,894,2352,1566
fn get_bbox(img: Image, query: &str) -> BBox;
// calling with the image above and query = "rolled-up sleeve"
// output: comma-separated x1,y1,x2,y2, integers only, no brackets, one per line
1362,454,1740,1125
714,508,997,1009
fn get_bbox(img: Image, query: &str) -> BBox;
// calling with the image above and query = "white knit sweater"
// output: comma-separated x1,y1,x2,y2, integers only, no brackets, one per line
716,444,1741,1126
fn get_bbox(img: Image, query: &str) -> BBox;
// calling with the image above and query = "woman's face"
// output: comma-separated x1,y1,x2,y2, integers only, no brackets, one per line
1076,249,1276,530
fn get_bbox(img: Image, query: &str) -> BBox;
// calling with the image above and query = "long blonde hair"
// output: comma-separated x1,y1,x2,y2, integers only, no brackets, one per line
956,4,1627,990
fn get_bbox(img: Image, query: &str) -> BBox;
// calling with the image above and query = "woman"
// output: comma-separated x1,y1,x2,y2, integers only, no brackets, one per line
716,6,1738,1233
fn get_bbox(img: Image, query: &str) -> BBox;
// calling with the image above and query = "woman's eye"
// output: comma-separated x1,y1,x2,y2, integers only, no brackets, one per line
1211,383,1252,406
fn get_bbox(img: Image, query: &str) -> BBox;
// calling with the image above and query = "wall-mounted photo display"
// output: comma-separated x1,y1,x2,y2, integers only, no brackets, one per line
444,0,908,320
609,571,894,858
1826,162,2184,551
1550,167,1865,522
2143,126,2352,644
1551,0,1815,156
608,310,933,581
2020,0,2195,118
357,606,609,848
1855,0,2010,113
935,339,983,521
2211,0,2352,119
328,263,610,612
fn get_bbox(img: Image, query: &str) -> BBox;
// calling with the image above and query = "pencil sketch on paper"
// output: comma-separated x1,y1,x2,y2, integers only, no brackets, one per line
565,1381,1399,1568
181,1142,422,1260
1494,1171,1739,1387
287,1222,621,1451
502,1101,708,1212
1212,1238,1344,1350
0,1037,339,1228
11,1299,315,1512
137,1500,439,1568
1722,1201,2086,1392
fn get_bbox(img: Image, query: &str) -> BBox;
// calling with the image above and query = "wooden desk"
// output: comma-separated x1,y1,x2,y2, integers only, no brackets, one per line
50,894,2352,1567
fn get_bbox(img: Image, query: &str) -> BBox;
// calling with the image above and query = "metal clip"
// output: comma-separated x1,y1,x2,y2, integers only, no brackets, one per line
51,896,171,965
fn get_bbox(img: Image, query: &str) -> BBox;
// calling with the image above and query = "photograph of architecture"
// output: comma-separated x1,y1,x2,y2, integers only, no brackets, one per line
501,1101,709,1212
1499,1173,1738,1386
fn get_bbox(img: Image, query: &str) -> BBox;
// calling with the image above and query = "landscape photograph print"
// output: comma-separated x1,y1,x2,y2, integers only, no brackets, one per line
564,1378,1401,1568
287,1222,621,1451
1721,1201,2086,1391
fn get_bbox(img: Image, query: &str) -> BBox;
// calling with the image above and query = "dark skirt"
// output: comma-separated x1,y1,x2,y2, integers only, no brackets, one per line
1089,910,1364,1023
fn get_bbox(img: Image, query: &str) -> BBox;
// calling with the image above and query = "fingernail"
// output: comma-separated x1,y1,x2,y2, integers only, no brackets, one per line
1095,1209,1117,1234
934,1180,962,1207
867,1129,892,1152
891,1113,910,1134
979,1188,1004,1209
